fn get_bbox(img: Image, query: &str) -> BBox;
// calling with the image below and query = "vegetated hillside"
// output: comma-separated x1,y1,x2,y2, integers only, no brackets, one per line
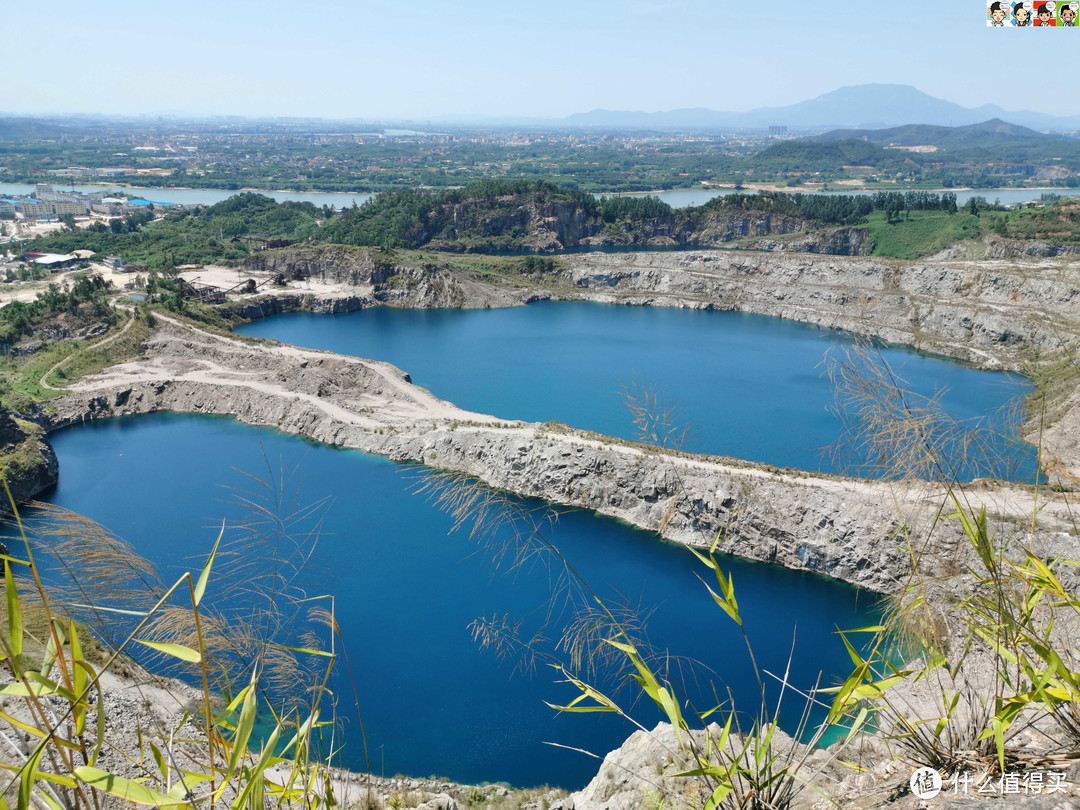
18,187,1078,267
318,180,890,253
319,180,679,252
26,192,323,269
1000,200,1080,242
809,120,1080,177
815,119,1051,148
744,139,917,176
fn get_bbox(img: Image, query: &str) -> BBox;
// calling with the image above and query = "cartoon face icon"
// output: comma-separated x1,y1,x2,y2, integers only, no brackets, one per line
1062,3,1077,22
990,1,1009,21
1037,5,1054,21
1014,2,1032,22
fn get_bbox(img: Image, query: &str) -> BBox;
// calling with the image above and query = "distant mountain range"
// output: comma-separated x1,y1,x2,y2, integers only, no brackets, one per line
477,85,1080,133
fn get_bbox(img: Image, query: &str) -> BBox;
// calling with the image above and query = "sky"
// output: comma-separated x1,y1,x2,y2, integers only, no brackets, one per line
1,0,1078,121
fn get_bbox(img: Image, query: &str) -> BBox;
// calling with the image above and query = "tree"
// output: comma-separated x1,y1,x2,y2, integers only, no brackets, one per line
59,213,77,232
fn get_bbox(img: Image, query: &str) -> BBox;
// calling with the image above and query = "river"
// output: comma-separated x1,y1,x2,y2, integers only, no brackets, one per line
2,182,1075,210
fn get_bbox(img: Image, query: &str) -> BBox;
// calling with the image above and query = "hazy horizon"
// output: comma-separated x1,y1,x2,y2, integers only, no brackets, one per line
1,0,1077,121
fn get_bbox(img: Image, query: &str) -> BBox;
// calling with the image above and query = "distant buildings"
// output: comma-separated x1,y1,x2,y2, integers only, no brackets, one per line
0,184,184,223
46,167,173,178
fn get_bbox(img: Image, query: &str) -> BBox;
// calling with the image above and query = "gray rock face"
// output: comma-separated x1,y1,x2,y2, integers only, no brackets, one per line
557,251,1080,370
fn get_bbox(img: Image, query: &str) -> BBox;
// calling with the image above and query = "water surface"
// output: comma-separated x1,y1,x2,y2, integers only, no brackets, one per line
237,301,1037,482
35,413,880,788
3,182,1074,210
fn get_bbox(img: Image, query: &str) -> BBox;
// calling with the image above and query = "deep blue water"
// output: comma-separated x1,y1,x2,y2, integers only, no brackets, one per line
35,413,879,789
236,301,1038,482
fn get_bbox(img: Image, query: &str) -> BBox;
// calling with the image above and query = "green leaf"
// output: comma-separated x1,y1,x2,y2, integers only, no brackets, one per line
150,742,168,785
41,619,65,679
230,723,282,810
18,741,47,810
267,643,334,658
229,676,259,772
74,766,185,806
604,638,637,656
69,620,86,720
194,524,223,607
134,640,202,663
5,560,22,665
703,782,734,810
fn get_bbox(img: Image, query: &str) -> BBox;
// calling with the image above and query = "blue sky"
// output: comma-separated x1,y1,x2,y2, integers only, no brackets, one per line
1,0,1077,120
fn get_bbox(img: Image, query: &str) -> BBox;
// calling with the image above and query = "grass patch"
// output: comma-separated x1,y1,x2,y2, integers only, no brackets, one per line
43,315,150,389
0,433,48,479
864,210,985,259
1025,349,1080,426
0,342,82,406
0,314,150,408
159,300,251,334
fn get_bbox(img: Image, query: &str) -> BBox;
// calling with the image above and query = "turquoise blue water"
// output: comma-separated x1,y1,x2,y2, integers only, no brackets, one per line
36,413,879,789
236,301,1038,482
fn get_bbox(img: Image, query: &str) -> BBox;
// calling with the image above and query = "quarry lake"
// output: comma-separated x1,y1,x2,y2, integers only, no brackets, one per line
41,413,879,789
32,302,1037,788
236,301,1038,483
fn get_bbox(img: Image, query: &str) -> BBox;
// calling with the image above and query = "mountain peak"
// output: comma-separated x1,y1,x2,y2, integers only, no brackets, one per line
559,85,1079,132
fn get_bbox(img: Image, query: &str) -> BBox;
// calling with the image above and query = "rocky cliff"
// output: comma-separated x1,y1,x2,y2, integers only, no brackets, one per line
0,409,58,513
555,250,1080,371
239,246,1080,374
318,186,873,256
238,246,529,311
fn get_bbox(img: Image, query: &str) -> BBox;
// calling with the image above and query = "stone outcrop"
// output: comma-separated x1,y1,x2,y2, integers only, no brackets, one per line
555,250,1080,371
320,194,873,255
0,409,58,513
745,225,872,255
239,246,530,310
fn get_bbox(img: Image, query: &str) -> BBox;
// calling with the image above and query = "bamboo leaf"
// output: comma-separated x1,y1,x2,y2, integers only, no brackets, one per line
194,524,223,607
69,604,150,617
135,640,202,663
230,724,282,810
74,766,185,806
150,742,169,786
267,643,335,658
5,560,22,665
19,742,47,810
40,619,65,676
703,782,734,810
229,678,259,772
